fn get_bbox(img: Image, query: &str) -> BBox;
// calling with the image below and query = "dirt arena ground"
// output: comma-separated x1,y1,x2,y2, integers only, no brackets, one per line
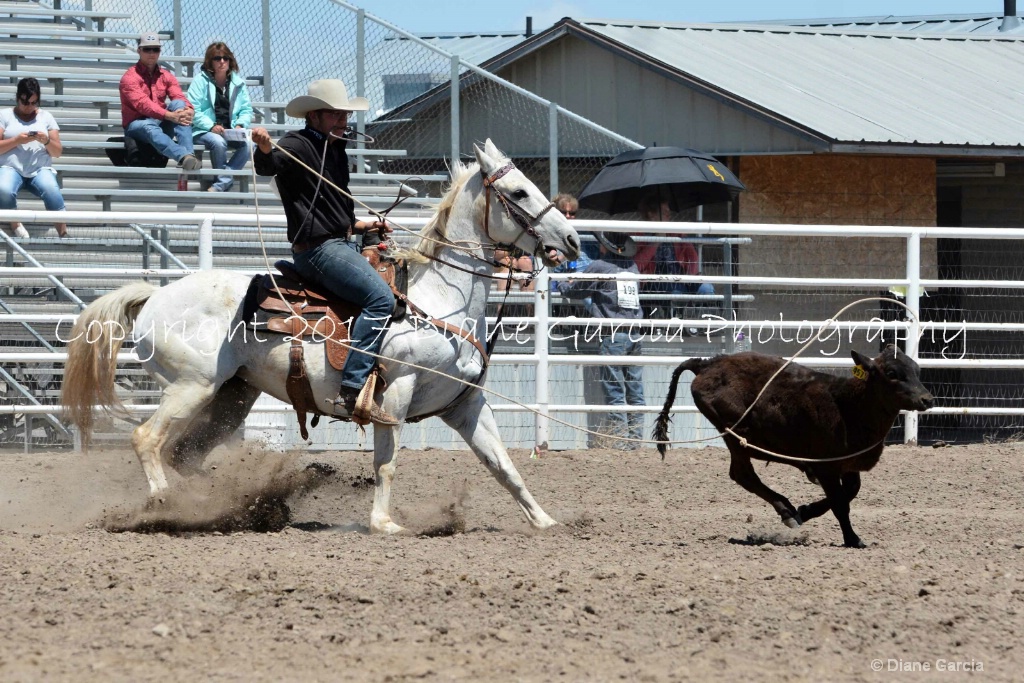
0,440,1021,682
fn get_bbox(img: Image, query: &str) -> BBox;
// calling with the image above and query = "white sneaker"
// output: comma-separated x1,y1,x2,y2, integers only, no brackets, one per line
9,222,29,238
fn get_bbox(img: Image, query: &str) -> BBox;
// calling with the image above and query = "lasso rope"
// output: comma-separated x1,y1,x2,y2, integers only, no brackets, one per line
655,297,924,462
244,132,924,451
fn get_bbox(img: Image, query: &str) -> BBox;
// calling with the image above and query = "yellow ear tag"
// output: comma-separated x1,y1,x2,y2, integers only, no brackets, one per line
851,365,868,380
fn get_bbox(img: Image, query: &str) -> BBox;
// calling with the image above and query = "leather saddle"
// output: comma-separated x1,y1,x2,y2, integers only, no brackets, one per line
241,248,403,437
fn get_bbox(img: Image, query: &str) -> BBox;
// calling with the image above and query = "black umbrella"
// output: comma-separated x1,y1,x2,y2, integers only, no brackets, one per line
577,146,745,215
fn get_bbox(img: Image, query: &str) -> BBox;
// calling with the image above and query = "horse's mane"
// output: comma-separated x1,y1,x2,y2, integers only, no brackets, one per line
399,159,478,264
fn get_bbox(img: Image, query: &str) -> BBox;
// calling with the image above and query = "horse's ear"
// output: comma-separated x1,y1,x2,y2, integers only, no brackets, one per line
484,138,503,161
474,142,500,176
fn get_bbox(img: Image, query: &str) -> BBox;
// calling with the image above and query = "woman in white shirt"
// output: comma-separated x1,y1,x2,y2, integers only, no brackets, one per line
0,78,66,237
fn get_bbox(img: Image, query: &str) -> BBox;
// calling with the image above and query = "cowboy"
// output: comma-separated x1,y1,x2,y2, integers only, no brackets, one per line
251,79,398,426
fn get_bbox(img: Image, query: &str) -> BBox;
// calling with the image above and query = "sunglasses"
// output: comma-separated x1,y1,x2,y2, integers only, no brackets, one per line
211,55,230,62
18,96,40,106
561,210,576,218
140,46,161,53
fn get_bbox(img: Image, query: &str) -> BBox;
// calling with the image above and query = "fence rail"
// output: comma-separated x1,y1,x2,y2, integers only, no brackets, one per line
4,211,1024,450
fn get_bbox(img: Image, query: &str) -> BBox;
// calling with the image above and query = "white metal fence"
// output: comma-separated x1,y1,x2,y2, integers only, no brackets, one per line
3,209,1023,451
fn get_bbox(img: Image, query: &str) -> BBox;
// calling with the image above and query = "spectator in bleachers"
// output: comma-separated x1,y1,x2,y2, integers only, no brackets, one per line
554,192,578,219
554,192,601,260
550,193,593,317
187,42,253,192
0,78,66,238
119,32,200,172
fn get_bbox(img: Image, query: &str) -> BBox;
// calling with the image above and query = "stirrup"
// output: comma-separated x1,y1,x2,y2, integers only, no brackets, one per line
325,383,399,427
354,368,399,426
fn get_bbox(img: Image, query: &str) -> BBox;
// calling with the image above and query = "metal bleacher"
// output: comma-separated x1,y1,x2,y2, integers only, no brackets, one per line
0,0,442,238
0,0,445,447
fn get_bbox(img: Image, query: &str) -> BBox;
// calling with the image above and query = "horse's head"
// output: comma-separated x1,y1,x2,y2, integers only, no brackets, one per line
474,139,580,267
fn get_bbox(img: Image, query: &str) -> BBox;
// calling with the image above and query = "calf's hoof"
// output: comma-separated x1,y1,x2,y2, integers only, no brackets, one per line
843,536,867,549
780,510,803,528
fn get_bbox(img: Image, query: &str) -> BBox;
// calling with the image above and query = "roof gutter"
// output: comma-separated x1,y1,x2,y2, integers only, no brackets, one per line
830,142,1024,157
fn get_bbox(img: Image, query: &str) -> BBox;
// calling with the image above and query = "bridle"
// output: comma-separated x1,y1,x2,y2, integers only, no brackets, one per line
481,161,557,252
416,160,557,283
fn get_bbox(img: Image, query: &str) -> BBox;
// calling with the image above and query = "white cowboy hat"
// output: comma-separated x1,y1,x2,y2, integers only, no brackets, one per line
286,79,369,118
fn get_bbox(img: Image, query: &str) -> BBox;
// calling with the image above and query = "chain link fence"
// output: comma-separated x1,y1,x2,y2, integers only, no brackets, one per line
38,0,640,193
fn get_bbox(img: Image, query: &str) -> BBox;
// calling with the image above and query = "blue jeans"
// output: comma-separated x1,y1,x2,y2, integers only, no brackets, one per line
125,99,194,163
292,237,395,392
599,333,645,448
194,130,249,191
685,282,715,295
0,166,65,212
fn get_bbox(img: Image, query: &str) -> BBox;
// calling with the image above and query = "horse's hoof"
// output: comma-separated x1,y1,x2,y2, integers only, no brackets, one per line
532,516,559,530
781,512,802,528
371,520,406,535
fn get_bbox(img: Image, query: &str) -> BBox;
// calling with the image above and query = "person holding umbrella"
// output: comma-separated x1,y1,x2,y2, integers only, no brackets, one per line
634,192,714,321
576,146,744,324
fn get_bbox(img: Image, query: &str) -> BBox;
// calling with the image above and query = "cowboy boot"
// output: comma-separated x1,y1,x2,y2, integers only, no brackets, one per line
327,386,399,426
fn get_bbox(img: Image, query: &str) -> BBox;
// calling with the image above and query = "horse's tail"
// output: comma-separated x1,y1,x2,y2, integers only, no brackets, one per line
62,282,157,447
653,358,709,460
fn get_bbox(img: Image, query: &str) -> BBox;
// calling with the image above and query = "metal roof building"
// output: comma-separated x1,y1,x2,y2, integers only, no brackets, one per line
359,8,1024,444
752,11,1024,35
474,18,1024,156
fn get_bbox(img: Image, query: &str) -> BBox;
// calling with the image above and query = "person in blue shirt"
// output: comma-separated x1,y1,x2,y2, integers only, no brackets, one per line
186,42,253,192
555,232,645,450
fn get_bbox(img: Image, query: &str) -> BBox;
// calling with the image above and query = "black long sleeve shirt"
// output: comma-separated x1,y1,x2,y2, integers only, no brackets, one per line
253,127,355,245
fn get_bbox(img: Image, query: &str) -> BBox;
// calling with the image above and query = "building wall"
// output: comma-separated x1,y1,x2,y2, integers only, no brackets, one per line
734,154,938,356
937,163,1024,437
495,35,822,155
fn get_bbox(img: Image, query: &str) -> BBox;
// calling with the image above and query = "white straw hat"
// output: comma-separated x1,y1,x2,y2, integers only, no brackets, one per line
286,79,369,118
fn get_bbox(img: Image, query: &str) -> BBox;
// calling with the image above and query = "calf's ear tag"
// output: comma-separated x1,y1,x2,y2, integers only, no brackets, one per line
851,365,868,380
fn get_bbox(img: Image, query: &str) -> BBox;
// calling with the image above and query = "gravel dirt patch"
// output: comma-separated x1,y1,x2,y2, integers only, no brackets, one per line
0,441,1021,681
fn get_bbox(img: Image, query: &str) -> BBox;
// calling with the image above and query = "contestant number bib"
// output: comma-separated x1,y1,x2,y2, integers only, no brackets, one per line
616,279,640,310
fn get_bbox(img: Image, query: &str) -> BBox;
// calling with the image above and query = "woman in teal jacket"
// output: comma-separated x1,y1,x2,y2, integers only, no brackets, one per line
186,42,253,192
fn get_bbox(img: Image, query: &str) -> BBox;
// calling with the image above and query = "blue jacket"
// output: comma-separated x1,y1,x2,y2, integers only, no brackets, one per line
557,259,642,321
186,70,253,136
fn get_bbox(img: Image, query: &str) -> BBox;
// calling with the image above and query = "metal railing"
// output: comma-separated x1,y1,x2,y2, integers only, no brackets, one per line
4,210,1024,450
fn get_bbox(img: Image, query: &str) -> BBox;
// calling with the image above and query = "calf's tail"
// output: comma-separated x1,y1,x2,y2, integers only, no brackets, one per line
654,358,709,459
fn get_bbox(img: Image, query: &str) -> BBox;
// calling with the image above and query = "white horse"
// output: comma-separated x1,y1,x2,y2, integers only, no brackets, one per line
62,140,580,534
